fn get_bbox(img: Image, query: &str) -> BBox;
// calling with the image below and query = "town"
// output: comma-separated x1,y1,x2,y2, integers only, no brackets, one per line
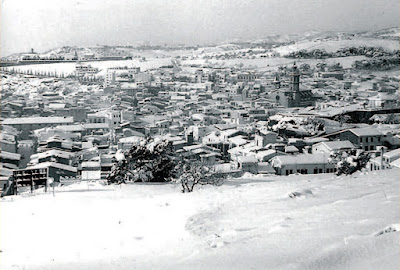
1,0,400,269
1,29,399,194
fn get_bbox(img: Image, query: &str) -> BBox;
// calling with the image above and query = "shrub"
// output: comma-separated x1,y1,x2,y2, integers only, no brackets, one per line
107,137,177,184
330,150,371,176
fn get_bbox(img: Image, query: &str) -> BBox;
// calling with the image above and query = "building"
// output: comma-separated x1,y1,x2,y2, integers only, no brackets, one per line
270,153,336,175
23,162,77,183
255,130,278,147
13,167,48,194
269,63,314,108
30,149,75,166
236,156,258,174
368,93,398,109
81,161,101,180
2,117,74,139
312,140,355,154
75,63,99,77
337,128,384,151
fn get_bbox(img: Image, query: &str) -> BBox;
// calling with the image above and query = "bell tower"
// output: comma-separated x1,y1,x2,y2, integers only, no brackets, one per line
289,62,300,92
289,62,301,107
273,73,281,89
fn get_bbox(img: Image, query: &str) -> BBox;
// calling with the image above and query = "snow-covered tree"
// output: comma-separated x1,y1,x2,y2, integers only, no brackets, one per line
107,137,177,184
329,149,371,176
107,138,226,191
174,161,225,193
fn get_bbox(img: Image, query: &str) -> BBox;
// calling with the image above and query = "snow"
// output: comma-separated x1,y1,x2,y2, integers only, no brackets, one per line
182,56,366,70
274,37,399,56
1,168,399,270
12,58,172,76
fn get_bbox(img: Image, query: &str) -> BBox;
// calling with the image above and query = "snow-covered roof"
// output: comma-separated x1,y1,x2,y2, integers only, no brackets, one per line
285,145,299,153
0,165,14,176
30,149,74,160
390,159,400,168
0,151,21,160
215,123,237,131
118,136,143,143
56,125,85,132
383,148,400,160
48,103,66,109
27,162,77,172
316,140,355,151
83,123,110,129
237,156,258,163
272,153,331,166
183,144,203,151
304,137,329,144
2,116,74,125
349,127,383,137
228,136,248,146
82,161,101,168
258,130,278,136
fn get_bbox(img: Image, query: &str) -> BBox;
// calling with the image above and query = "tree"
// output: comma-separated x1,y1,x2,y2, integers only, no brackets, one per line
300,63,310,71
174,161,225,193
329,149,371,176
107,138,226,192
334,114,351,127
107,137,177,184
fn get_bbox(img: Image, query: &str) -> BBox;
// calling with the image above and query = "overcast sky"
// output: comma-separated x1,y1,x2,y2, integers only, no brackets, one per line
1,0,399,56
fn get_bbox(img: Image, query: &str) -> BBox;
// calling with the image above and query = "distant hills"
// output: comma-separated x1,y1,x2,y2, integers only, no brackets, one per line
2,27,398,60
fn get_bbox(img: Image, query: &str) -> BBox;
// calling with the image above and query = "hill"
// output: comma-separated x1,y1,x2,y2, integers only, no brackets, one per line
1,168,399,270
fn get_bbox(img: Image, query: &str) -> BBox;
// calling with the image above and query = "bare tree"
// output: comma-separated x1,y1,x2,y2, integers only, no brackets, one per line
175,161,225,193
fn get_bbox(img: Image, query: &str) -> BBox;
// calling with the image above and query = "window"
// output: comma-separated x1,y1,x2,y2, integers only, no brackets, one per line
319,169,323,174
366,137,369,143
314,168,318,174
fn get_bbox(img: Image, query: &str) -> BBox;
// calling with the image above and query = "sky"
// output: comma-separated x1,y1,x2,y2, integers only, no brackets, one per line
1,0,399,56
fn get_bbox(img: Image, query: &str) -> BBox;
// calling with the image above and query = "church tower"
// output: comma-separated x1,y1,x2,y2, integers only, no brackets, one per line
289,62,301,106
289,62,300,92
273,73,281,89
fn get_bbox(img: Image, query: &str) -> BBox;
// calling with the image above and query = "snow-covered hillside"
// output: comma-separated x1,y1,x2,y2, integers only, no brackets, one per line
1,168,399,270
274,37,399,56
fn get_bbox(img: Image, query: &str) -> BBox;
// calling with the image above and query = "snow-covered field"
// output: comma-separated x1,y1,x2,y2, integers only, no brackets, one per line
1,168,399,270
12,58,173,76
183,56,367,70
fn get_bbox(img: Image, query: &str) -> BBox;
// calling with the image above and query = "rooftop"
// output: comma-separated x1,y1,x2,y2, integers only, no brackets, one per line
2,116,74,125
273,153,331,166
350,127,383,137
27,162,77,172
317,140,355,150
